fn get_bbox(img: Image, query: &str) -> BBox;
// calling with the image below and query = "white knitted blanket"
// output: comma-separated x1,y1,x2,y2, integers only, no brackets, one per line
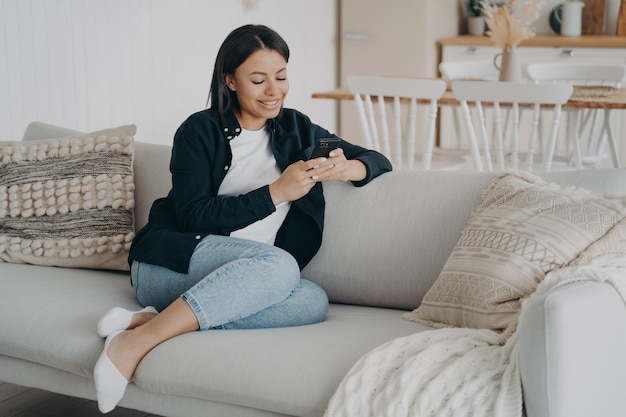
325,254,626,417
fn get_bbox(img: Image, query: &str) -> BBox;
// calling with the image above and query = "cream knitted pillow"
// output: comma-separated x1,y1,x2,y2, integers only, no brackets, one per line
0,125,136,271
404,171,626,331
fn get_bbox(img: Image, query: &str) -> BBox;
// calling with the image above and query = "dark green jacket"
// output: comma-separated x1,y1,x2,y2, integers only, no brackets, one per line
128,108,392,273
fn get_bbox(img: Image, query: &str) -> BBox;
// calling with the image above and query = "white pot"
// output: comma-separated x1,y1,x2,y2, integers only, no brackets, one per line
468,16,485,36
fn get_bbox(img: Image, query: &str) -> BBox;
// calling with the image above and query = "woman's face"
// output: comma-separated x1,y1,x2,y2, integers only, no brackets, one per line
225,49,289,131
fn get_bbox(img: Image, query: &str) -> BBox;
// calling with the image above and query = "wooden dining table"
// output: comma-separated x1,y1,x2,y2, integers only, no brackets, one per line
312,83,626,168
311,85,626,110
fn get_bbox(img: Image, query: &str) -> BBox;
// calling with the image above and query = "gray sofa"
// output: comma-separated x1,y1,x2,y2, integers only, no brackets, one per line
2,122,626,417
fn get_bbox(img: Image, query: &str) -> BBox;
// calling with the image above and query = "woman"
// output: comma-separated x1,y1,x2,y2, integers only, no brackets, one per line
93,24,391,413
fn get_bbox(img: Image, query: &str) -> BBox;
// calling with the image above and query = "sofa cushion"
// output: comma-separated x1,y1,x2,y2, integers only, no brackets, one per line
404,171,626,331
21,122,173,236
0,125,136,271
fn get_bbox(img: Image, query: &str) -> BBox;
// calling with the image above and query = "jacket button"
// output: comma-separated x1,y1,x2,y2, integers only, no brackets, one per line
224,165,229,170
223,127,229,132
234,127,241,133
195,235,201,240
226,135,233,140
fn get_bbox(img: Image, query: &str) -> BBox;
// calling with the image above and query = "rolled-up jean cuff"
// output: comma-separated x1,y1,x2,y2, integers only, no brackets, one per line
182,292,214,331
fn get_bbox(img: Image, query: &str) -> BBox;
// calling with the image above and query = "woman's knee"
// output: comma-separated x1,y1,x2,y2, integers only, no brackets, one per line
300,279,329,324
263,246,301,291
219,237,300,291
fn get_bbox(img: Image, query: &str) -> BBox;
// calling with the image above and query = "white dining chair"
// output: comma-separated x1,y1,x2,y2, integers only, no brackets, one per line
438,60,501,151
347,75,465,170
526,63,626,168
451,80,574,172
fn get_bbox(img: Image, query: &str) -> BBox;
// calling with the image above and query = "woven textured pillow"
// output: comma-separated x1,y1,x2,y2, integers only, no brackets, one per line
0,125,136,271
404,171,626,330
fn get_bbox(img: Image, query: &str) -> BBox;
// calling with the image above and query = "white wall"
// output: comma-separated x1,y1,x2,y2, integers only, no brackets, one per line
0,0,338,144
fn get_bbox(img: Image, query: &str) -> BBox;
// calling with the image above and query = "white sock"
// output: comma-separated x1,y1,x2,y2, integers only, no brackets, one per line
94,330,128,413
97,306,158,338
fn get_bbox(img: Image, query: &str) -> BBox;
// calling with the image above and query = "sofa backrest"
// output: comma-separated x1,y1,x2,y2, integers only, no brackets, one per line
21,124,626,311
133,142,172,229
303,171,493,310
130,141,479,311
303,168,626,310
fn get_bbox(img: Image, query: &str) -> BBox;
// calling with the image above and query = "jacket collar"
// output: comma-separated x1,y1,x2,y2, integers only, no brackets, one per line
220,109,242,141
220,108,280,141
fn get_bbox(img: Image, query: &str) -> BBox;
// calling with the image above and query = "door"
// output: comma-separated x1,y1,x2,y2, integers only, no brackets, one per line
338,0,459,143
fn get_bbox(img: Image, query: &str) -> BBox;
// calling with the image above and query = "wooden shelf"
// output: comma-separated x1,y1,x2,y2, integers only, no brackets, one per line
440,35,626,48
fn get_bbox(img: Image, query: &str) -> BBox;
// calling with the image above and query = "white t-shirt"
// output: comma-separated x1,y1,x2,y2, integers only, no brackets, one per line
217,127,291,244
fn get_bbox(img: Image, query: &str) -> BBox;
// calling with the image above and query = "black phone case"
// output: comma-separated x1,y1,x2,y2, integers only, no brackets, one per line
309,138,340,159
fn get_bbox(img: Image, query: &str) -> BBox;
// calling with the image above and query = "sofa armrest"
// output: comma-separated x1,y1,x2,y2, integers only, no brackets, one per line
519,280,626,417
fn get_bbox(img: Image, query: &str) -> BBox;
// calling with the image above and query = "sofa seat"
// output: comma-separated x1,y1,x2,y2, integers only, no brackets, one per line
0,261,426,417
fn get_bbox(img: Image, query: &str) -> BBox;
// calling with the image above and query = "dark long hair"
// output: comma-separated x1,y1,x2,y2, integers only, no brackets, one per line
208,24,290,118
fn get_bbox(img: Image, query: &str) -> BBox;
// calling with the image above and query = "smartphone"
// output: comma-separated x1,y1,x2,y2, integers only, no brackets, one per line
308,138,340,160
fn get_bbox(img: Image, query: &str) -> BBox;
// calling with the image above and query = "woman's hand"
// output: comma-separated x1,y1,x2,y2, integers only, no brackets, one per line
269,159,322,206
269,148,367,206
311,148,367,183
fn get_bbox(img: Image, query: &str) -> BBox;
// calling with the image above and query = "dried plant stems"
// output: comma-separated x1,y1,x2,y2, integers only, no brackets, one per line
481,0,545,49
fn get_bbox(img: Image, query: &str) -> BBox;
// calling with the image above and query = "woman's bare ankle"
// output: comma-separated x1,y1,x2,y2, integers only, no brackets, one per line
106,330,150,381
128,311,157,330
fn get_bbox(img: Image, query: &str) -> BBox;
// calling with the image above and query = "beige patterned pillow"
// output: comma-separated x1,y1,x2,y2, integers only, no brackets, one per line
404,171,626,330
0,125,136,271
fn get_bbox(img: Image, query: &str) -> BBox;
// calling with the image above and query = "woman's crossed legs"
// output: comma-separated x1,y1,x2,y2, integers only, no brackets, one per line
94,235,328,412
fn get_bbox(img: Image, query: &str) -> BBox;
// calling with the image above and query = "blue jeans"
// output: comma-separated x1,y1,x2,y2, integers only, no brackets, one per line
130,235,328,330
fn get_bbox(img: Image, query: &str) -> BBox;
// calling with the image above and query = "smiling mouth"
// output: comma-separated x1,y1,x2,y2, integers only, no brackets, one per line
259,100,280,106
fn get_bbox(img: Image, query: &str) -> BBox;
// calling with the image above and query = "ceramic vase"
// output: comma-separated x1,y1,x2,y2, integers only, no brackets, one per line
494,47,522,82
